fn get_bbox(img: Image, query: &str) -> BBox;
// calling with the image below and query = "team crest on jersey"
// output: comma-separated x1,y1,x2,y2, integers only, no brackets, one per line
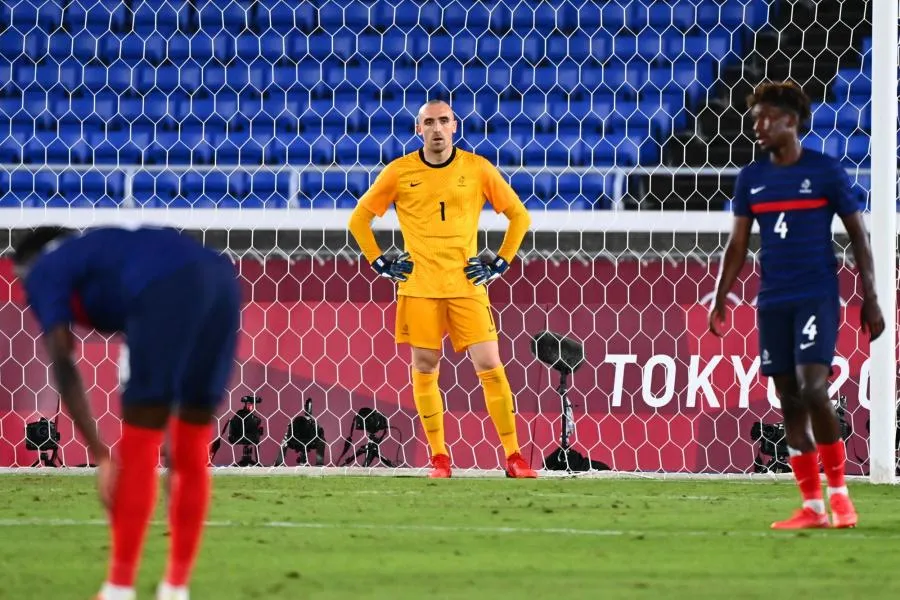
799,179,811,194
457,176,466,187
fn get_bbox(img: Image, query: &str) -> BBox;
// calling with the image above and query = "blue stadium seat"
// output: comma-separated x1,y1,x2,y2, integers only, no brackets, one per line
835,103,868,131
831,68,870,101
0,30,26,58
133,171,180,207
844,135,869,164
254,1,317,34
0,129,27,163
63,0,128,34
91,128,152,164
3,1,64,31
4,170,58,207
178,171,228,207
241,171,290,207
57,170,123,207
638,1,699,31
198,1,251,32
0,171,13,207
132,1,192,37
802,132,845,159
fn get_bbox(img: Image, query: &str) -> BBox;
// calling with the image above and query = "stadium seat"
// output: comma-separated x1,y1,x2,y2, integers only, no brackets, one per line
63,0,129,35
0,0,785,210
831,68,870,101
133,171,180,207
132,1,192,37
844,135,869,164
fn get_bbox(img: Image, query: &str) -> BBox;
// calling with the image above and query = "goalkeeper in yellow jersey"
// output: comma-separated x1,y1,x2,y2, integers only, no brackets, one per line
348,99,536,478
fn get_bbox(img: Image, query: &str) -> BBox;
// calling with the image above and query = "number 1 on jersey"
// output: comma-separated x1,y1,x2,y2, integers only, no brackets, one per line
439,201,445,221
774,212,788,239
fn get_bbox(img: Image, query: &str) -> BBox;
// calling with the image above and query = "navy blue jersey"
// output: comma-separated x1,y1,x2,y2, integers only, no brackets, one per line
24,227,221,334
732,149,859,308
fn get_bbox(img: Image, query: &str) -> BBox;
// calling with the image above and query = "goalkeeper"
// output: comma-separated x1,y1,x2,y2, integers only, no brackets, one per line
348,99,536,478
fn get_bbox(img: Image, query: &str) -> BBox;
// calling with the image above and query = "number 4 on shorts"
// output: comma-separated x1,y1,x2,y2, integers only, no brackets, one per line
802,315,817,341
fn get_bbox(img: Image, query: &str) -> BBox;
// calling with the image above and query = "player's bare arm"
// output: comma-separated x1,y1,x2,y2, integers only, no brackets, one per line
45,324,107,460
841,211,885,340
45,324,113,507
709,215,752,336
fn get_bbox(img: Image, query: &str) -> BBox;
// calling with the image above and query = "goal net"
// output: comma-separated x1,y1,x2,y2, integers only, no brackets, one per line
0,0,887,475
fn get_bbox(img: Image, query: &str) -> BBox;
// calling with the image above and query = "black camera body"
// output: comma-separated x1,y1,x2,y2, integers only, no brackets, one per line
353,407,388,436
750,421,788,460
751,394,853,473
25,418,60,452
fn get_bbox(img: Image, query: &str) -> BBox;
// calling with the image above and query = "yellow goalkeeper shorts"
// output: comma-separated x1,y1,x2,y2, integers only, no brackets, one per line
395,295,498,352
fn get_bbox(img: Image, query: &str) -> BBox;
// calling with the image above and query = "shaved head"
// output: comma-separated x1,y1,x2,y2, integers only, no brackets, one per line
417,99,453,123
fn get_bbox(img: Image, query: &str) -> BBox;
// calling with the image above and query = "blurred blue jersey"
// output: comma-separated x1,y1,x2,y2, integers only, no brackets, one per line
24,226,223,333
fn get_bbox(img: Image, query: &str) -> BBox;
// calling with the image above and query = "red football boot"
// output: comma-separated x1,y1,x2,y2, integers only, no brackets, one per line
829,493,858,529
428,453,451,478
770,507,830,530
505,452,538,478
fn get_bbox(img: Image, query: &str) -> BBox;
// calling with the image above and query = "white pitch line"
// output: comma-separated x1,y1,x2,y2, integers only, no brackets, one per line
0,517,897,540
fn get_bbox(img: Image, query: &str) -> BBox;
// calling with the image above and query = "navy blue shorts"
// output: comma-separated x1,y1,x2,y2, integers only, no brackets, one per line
757,295,840,377
123,255,240,408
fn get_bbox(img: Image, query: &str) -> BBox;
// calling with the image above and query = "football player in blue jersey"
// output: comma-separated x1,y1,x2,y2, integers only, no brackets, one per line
708,81,884,530
14,226,241,600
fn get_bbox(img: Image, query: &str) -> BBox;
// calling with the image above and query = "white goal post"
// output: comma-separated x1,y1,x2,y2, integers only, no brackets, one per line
865,0,897,484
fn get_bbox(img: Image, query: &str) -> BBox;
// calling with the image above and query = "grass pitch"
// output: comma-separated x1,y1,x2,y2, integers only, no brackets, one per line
1,474,899,599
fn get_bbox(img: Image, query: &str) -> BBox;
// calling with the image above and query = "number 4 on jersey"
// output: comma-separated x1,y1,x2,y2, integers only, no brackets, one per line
774,212,788,239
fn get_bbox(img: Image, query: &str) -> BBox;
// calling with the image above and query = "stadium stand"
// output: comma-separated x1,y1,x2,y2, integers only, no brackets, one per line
0,0,874,210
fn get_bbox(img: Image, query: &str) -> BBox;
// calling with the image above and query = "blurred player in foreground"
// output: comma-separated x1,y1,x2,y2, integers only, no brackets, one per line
14,226,241,600
709,82,884,529
348,99,536,478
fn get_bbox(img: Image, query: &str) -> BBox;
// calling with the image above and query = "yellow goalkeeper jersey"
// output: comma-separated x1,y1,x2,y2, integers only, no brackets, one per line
359,147,522,298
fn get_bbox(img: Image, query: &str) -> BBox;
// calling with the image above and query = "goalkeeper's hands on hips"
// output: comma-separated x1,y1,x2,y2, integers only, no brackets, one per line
465,256,509,286
372,252,413,282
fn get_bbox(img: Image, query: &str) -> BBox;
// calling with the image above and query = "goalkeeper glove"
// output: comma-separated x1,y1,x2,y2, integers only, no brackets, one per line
372,252,413,282
464,256,509,286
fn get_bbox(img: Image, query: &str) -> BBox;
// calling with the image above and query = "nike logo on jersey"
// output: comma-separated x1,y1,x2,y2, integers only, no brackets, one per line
799,341,816,350
750,186,766,194
410,181,422,187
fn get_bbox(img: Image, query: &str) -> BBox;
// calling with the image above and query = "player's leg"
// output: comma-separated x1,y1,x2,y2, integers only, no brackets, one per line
759,306,827,529
396,296,451,476
160,258,241,600
410,345,451,476
97,404,169,600
448,296,535,478
770,373,828,529
100,277,195,599
794,296,855,526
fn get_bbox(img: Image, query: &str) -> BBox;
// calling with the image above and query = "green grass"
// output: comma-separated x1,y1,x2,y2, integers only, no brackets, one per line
1,475,899,599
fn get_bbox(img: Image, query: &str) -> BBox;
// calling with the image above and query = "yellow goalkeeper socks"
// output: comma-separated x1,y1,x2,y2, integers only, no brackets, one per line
412,368,448,457
478,366,520,458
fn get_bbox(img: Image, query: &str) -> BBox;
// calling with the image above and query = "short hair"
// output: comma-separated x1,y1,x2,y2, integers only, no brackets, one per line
417,99,454,122
745,81,812,126
12,226,74,265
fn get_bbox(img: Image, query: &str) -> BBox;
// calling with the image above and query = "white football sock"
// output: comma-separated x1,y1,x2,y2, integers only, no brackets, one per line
98,583,136,600
802,499,826,514
157,582,190,600
827,486,849,498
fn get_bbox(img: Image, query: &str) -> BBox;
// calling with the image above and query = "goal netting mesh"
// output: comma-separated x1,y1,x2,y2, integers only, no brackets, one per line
0,0,881,475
